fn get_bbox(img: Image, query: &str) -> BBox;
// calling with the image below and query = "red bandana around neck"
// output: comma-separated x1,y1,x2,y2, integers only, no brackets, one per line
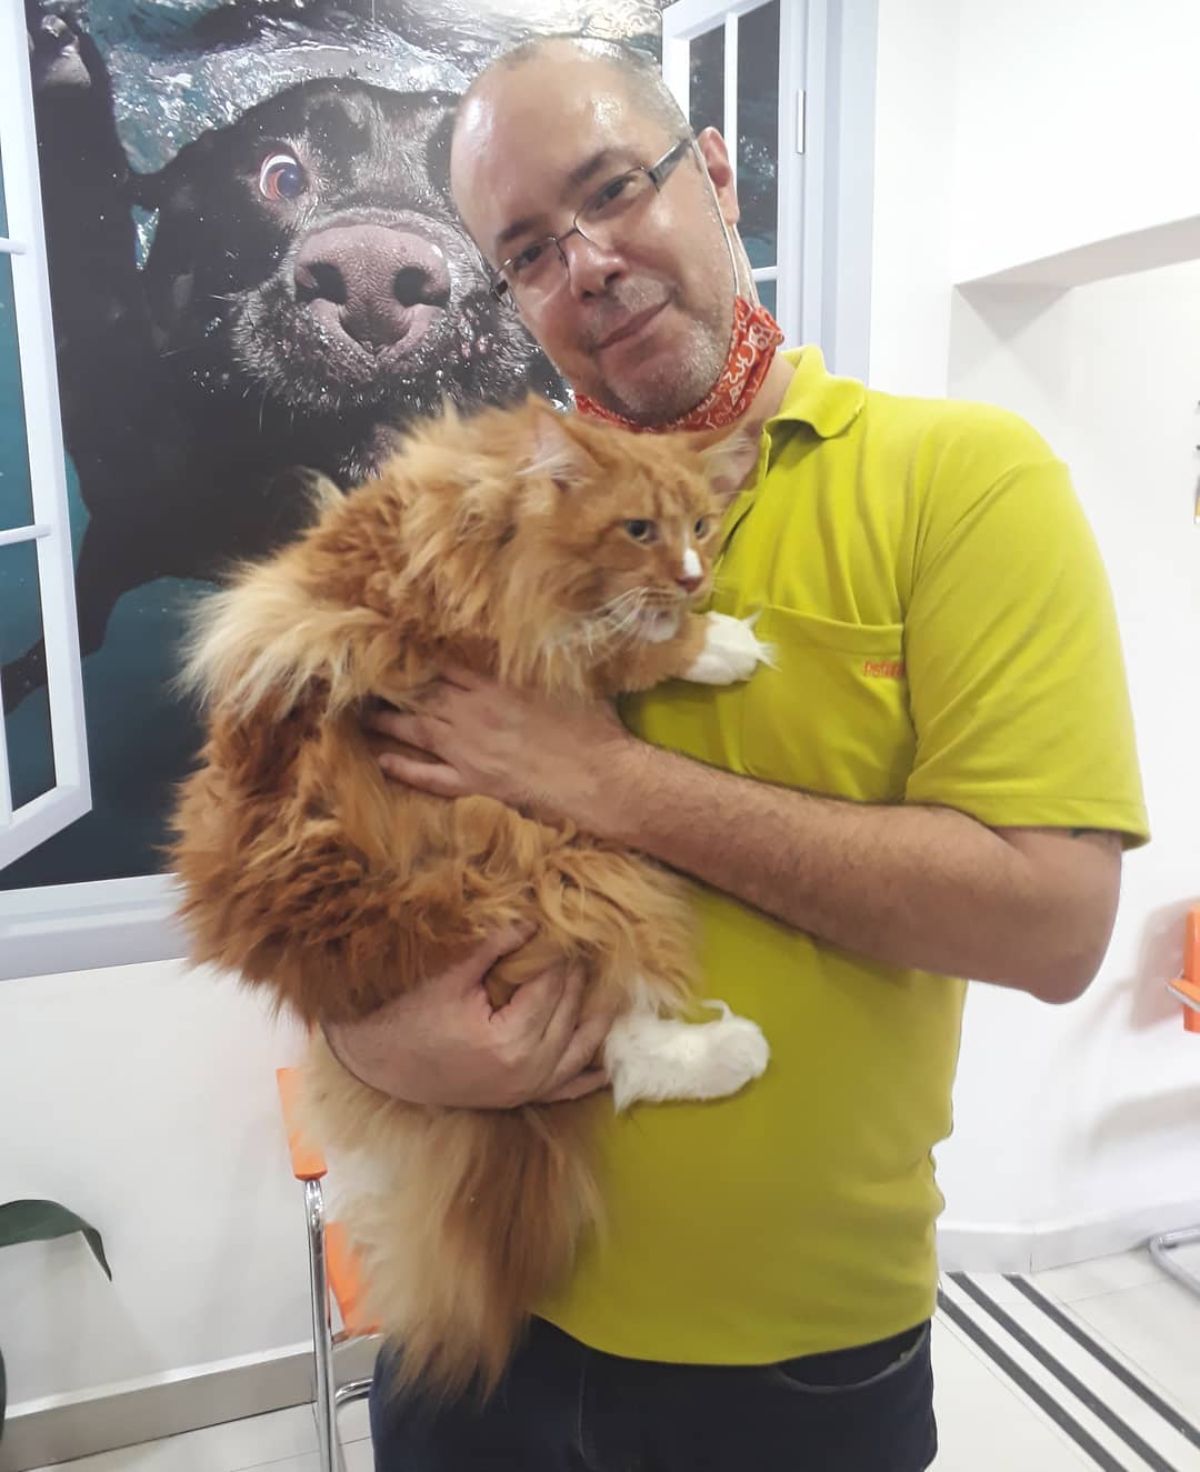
572,296,785,434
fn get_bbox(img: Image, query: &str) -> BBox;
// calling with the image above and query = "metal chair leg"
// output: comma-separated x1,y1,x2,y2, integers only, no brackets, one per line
1149,1225,1200,1297
305,1178,341,1472
336,1377,374,1406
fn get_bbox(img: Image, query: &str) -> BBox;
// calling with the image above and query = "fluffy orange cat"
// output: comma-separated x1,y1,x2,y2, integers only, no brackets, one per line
170,395,770,1400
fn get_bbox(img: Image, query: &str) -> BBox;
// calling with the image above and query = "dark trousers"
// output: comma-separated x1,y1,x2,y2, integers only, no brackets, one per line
369,1316,937,1471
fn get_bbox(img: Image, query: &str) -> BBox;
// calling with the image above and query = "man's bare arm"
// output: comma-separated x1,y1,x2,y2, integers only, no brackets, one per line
368,680,1124,1005
582,740,1122,1003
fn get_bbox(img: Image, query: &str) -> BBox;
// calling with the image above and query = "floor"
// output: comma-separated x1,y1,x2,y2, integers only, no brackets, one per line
27,1243,1200,1472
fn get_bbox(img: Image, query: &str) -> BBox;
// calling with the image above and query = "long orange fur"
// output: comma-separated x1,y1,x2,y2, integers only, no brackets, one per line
170,395,743,1400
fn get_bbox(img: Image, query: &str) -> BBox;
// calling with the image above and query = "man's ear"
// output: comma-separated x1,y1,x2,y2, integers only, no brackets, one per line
692,423,762,499
694,126,740,230
519,398,599,494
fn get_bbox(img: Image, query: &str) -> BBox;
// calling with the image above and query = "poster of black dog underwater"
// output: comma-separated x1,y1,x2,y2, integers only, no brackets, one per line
2,0,666,892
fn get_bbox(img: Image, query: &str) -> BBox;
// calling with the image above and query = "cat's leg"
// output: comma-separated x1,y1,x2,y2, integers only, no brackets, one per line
593,611,771,695
681,611,776,686
603,993,770,1110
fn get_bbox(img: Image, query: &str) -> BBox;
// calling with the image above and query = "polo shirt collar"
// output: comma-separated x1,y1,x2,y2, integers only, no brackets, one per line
767,346,866,440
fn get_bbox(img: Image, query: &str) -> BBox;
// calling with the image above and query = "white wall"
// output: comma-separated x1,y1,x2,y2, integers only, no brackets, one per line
867,0,960,395
871,0,1200,380
935,267,1200,1243
950,0,1200,285
868,0,1200,1250
0,962,309,1408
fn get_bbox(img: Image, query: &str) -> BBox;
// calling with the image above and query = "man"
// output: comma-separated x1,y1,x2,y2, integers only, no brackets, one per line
326,36,1149,1472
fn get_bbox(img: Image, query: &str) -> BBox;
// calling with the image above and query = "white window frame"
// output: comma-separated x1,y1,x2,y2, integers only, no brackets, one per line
0,9,187,983
662,0,877,378
0,3,91,871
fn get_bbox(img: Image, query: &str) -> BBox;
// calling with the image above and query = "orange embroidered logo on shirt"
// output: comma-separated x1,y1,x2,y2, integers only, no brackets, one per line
862,659,906,680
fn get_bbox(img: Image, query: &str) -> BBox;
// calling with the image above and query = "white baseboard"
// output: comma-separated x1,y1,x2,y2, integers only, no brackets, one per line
937,1196,1200,1275
6,1198,1199,1470
0,1337,379,1472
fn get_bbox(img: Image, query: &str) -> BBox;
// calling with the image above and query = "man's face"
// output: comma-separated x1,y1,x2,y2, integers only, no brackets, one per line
450,55,739,425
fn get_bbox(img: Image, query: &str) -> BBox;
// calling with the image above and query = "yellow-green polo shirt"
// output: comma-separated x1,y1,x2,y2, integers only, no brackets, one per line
538,347,1149,1365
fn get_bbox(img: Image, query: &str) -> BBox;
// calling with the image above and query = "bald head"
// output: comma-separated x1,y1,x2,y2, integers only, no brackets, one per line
458,36,688,149
450,38,695,271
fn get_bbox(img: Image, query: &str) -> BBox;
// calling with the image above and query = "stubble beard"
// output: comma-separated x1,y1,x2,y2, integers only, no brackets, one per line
605,313,730,425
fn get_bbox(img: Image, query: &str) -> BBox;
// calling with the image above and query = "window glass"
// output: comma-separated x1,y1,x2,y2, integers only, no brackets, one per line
689,25,726,135
0,251,34,531
0,538,56,806
737,0,780,270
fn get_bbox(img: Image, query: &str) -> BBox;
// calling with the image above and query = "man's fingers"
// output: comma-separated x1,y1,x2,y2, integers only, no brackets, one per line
477,923,538,972
433,925,538,1001
378,752,464,797
370,709,444,746
538,964,587,1048
495,962,569,1037
438,663,483,691
540,1007,613,1097
540,1067,610,1104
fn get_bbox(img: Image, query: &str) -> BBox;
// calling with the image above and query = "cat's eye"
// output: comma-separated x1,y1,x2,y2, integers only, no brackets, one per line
623,519,658,543
694,517,711,538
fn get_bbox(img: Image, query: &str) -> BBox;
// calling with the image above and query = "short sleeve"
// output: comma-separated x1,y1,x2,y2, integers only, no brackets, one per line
903,411,1149,846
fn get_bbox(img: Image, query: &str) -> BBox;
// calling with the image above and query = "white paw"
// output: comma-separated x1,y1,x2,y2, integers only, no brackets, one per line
604,1003,770,1110
683,611,775,686
684,1011,771,1101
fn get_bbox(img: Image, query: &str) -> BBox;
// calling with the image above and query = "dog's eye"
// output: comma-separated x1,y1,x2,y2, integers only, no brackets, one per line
258,151,307,202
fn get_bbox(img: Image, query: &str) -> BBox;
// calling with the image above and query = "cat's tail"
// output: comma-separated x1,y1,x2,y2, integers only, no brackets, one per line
305,1038,602,1403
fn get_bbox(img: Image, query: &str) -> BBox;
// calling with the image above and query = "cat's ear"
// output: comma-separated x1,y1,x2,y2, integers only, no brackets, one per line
694,424,762,499
520,400,598,493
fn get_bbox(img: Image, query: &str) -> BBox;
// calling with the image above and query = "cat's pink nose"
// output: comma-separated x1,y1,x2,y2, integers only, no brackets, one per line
676,571,703,594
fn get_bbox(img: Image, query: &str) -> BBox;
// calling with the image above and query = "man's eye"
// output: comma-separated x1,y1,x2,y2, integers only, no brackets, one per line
624,519,657,543
593,174,636,211
511,241,550,276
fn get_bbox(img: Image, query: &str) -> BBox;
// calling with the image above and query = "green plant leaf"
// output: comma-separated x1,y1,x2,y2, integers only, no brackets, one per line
0,1201,112,1281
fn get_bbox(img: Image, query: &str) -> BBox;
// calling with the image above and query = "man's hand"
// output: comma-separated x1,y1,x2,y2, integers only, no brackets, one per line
365,668,631,825
323,927,614,1108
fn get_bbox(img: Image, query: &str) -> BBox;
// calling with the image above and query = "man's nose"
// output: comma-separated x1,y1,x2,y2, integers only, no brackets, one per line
559,230,624,298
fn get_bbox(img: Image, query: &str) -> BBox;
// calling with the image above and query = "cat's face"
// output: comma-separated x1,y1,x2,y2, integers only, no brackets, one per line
514,404,743,651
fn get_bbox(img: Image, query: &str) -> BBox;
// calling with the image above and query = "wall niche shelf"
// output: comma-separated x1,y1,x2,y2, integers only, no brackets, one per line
956,213,1200,293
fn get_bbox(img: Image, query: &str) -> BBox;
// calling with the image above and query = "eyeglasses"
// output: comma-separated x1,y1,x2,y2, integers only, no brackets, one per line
489,136,694,307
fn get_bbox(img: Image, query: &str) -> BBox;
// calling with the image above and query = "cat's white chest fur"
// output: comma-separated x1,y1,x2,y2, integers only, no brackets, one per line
639,609,684,644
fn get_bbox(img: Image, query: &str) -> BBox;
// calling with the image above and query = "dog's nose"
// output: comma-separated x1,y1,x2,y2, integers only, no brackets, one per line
294,225,451,352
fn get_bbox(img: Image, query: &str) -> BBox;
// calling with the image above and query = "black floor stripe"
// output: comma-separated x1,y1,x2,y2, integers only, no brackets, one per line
936,1288,1129,1472
1006,1274,1200,1452
950,1273,1172,1472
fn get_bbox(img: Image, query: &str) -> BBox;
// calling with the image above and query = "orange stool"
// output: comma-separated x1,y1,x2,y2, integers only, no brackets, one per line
1149,906,1200,1297
277,1067,380,1470
1166,905,1200,1034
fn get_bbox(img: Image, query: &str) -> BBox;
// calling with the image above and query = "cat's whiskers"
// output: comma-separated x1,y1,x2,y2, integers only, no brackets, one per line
548,588,648,661
586,589,653,648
